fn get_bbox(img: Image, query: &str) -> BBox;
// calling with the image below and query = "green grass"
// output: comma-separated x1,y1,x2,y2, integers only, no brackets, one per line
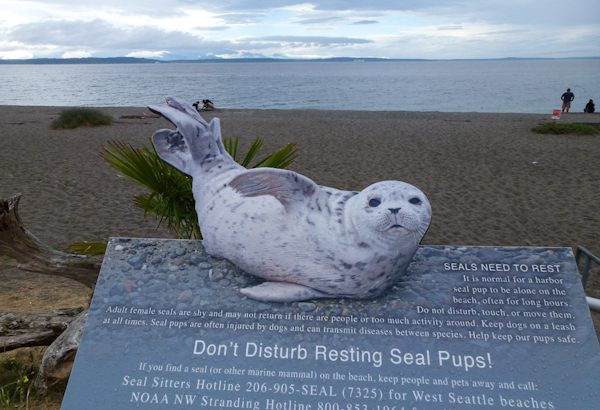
50,108,113,130
532,122,598,135
0,349,36,409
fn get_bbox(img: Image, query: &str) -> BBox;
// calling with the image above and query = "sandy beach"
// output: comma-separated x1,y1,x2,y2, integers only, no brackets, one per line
1,106,599,408
1,107,599,301
2,106,599,252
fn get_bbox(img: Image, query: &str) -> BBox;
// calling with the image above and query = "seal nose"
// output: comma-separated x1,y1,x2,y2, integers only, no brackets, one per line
389,208,401,214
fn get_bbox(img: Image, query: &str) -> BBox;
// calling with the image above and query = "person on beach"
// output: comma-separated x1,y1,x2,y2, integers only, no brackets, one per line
584,99,595,113
192,101,200,111
202,99,215,110
561,88,574,113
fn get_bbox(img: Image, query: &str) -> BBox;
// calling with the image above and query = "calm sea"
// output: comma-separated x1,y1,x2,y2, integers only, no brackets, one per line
1,59,598,113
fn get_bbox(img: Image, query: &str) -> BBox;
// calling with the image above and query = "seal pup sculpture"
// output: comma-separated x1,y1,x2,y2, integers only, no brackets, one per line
149,97,432,302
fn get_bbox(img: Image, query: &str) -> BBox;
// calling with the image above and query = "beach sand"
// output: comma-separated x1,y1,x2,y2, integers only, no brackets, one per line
1,106,599,407
2,105,599,299
2,106,599,254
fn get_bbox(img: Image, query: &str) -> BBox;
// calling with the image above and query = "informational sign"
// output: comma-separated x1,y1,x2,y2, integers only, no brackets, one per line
61,239,600,410
552,109,561,120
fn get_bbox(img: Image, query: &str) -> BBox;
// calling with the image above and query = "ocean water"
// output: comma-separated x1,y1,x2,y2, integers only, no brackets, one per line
1,59,598,113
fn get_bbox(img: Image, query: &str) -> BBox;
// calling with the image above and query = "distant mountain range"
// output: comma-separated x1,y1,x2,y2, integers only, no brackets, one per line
0,56,598,64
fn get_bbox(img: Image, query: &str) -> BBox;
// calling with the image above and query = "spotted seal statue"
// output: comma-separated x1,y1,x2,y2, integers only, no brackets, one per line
148,97,432,302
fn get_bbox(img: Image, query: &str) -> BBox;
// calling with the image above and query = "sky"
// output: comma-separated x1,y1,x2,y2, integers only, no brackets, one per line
1,0,599,60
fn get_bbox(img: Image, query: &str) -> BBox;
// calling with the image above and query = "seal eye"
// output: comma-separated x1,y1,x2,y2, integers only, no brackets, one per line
369,198,381,207
409,197,421,205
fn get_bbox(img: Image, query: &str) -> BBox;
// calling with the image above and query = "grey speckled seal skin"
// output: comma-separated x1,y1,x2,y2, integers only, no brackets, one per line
148,97,432,302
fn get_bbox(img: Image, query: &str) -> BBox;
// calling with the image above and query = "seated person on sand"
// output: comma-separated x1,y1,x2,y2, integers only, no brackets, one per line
192,101,200,111
584,99,595,113
202,99,215,110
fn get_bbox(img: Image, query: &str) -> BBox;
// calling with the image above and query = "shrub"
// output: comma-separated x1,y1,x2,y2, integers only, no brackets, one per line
0,349,37,409
51,108,113,130
532,122,598,135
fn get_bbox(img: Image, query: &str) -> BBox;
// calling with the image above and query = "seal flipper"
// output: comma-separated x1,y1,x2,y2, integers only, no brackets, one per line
229,169,326,212
240,282,333,302
149,97,240,177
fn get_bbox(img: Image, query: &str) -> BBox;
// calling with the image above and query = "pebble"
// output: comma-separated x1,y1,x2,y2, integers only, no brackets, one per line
114,245,124,251
197,262,212,269
178,290,193,301
176,249,186,256
209,269,224,281
298,302,316,312
172,259,186,266
109,285,125,296
189,255,208,266
219,279,231,287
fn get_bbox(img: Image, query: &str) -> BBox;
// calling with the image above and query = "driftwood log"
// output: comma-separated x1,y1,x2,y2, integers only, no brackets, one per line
0,308,85,352
34,310,89,391
0,194,101,289
0,194,101,391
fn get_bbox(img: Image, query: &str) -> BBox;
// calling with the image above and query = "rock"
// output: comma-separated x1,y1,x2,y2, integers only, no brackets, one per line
298,303,316,312
189,255,209,266
209,269,224,281
178,290,193,301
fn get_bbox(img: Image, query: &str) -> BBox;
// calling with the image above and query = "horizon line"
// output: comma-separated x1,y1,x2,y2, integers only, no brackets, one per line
1,56,599,64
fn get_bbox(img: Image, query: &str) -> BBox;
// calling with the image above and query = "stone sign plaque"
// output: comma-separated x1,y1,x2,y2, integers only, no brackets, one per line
61,239,600,410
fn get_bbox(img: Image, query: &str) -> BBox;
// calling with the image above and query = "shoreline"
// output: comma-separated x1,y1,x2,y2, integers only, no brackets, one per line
3,104,600,115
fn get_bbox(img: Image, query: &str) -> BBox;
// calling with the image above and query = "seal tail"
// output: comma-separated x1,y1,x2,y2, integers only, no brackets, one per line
148,97,238,177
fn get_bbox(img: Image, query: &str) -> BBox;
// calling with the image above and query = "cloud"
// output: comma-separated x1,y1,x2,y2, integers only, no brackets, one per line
62,50,92,58
7,19,234,51
251,35,373,46
2,0,599,59
212,0,600,26
437,26,462,31
0,49,35,59
295,17,343,25
350,20,379,25
215,13,265,24
193,26,231,31
126,50,170,58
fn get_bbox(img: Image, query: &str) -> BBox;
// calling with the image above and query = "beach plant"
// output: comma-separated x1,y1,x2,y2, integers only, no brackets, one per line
90,137,297,244
0,349,36,409
50,108,113,130
532,123,598,135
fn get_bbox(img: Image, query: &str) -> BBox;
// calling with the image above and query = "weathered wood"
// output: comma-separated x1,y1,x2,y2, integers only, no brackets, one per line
0,194,100,288
34,309,89,391
0,308,86,352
